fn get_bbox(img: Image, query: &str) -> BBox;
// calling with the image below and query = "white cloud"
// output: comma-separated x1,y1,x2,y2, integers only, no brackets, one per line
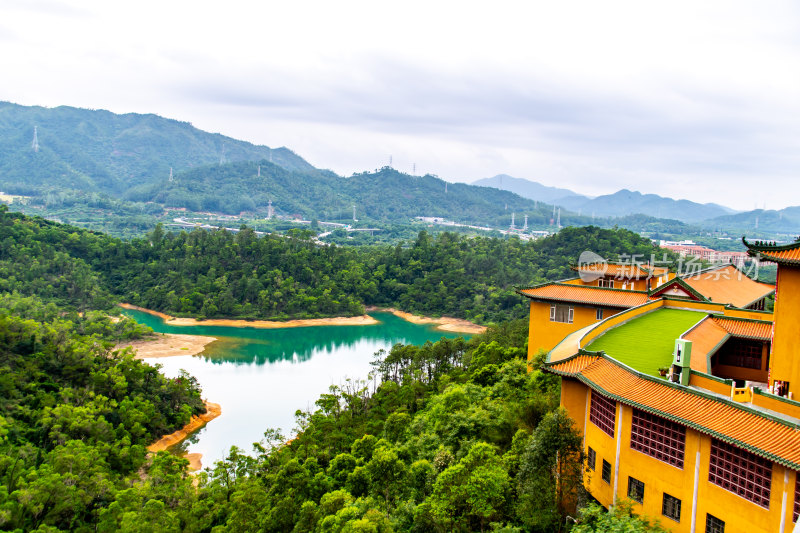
1,0,798,210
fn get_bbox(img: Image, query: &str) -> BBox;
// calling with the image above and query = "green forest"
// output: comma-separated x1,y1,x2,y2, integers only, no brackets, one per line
0,206,673,323
0,206,675,531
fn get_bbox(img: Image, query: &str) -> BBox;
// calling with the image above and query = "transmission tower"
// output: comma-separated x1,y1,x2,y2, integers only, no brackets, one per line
353,205,357,222
168,167,173,182
556,208,561,228
219,143,226,164
523,214,528,231
32,126,39,152
258,165,261,178
445,182,448,194
510,212,516,230
267,199,274,219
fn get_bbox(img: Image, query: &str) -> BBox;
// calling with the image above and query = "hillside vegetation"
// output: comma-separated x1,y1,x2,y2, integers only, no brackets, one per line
0,207,673,323
0,101,315,197
0,206,670,531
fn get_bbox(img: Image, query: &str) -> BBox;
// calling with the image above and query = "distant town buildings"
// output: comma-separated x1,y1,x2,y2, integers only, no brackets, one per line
659,240,750,267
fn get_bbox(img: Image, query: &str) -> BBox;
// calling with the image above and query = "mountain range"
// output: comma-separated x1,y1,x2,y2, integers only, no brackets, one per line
474,174,738,223
0,101,797,234
0,101,317,196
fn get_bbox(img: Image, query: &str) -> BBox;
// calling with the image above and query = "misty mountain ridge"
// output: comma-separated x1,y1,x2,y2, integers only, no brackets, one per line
475,173,740,224
1,101,798,234
471,174,586,203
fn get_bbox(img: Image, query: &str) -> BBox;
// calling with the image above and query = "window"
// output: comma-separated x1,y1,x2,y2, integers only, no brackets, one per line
718,338,764,369
709,438,771,508
550,304,574,323
662,493,681,522
599,279,615,288
630,408,686,468
596,308,604,320
627,477,644,503
589,391,616,437
794,474,800,523
587,447,596,471
601,459,611,484
705,514,725,533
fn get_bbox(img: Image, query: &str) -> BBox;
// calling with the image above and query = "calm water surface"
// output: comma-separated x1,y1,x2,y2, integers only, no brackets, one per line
122,309,468,467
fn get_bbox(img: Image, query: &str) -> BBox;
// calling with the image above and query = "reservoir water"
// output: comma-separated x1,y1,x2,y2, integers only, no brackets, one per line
122,309,469,467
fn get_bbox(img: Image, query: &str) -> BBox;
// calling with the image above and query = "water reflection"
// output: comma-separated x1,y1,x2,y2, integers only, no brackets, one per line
122,309,468,466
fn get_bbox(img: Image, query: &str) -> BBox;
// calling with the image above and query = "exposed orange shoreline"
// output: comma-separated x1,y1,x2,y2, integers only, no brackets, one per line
116,332,218,359
120,302,485,334
147,401,222,472
366,306,487,334
119,303,379,328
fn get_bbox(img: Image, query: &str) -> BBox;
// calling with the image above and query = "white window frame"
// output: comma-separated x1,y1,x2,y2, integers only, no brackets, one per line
550,304,574,323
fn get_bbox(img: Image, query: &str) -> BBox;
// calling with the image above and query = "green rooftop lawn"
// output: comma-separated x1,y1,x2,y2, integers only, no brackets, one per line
585,308,707,377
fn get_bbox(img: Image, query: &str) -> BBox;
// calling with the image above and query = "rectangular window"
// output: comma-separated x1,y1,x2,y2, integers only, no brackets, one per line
599,279,615,288
589,391,616,437
794,474,799,522
601,459,611,484
627,477,644,503
587,447,596,471
718,338,764,369
662,493,681,522
596,308,604,320
709,438,771,508
630,408,686,468
550,304,574,323
705,514,725,533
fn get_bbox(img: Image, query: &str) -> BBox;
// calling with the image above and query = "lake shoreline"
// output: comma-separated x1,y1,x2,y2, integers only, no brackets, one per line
365,306,487,334
118,303,379,328
147,401,222,472
116,332,218,359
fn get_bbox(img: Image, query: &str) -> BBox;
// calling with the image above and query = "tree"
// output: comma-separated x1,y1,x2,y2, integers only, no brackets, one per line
572,501,668,532
515,408,585,532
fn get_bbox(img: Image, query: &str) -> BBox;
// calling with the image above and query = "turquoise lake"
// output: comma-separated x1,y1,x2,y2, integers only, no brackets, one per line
122,309,468,468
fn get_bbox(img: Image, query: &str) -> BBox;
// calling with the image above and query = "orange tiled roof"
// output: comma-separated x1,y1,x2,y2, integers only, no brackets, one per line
548,354,800,469
681,265,774,308
518,283,650,308
682,318,727,373
744,239,800,265
573,263,656,279
712,317,773,340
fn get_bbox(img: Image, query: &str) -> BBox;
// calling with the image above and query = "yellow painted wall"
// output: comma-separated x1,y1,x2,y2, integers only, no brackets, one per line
559,385,798,532
752,391,800,420
527,301,623,360
688,373,732,396
769,266,800,395
580,388,619,506
712,364,767,383
693,436,795,533
617,406,698,531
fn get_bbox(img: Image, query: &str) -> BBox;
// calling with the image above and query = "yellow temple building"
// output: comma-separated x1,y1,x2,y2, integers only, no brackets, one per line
518,242,800,533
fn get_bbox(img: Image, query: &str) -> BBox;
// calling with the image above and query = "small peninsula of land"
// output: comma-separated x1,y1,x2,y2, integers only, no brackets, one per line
367,307,488,334
116,332,218,359
147,401,222,471
119,303,379,328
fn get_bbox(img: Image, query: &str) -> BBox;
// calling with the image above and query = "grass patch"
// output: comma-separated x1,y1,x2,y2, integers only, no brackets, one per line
586,308,706,377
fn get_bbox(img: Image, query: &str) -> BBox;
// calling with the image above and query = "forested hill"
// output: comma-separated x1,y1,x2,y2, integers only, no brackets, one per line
128,163,592,226
0,101,316,196
0,208,672,530
0,206,674,323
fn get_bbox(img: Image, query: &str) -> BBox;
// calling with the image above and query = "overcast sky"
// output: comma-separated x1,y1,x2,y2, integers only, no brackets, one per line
2,0,799,210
